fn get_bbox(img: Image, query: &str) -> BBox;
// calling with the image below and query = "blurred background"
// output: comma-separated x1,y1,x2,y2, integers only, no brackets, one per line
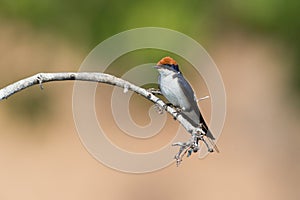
0,0,299,199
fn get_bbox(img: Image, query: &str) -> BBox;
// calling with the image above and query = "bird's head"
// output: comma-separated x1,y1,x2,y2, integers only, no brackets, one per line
155,56,180,75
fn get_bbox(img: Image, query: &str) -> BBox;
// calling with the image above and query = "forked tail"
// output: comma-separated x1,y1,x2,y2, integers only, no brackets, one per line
202,123,220,153
207,137,220,153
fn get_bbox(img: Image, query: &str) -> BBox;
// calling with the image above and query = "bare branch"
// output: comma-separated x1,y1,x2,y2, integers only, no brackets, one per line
0,72,214,164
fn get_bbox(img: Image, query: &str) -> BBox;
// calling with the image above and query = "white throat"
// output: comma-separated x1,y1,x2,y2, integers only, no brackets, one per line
157,68,177,77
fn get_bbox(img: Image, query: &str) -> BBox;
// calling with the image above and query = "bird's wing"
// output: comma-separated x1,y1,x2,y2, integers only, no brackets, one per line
175,73,199,112
176,73,216,140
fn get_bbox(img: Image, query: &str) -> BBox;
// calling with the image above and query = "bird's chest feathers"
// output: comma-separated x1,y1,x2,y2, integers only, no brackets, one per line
160,74,185,107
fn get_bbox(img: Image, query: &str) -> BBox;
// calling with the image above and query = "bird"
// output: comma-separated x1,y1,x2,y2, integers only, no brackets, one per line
155,56,219,152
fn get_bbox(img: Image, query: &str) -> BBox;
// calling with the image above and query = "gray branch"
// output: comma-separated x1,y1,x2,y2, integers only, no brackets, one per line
0,72,214,165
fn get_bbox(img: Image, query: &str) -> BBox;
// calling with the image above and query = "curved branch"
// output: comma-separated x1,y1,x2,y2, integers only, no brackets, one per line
0,72,214,165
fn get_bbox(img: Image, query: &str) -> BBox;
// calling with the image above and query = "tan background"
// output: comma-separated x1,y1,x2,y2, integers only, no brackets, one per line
0,22,299,200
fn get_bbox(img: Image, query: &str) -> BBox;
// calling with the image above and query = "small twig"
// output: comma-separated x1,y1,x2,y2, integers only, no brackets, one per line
197,95,209,102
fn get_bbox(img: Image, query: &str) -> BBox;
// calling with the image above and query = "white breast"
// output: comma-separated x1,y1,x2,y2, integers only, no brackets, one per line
159,72,190,110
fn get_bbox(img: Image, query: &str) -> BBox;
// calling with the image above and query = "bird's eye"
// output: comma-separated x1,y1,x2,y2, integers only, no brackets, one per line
173,65,179,71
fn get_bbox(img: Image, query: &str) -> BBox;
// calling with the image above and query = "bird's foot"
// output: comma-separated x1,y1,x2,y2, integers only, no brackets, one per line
147,88,162,95
174,106,183,113
168,105,182,120
163,102,173,110
163,103,182,119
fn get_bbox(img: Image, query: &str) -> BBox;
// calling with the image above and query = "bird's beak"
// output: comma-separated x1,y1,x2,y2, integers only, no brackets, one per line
154,65,161,69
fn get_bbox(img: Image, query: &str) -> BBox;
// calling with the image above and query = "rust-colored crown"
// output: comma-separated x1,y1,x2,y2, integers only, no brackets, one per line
157,56,177,66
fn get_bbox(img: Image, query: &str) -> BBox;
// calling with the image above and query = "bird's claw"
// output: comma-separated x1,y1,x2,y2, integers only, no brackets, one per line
174,106,182,113
147,88,162,95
